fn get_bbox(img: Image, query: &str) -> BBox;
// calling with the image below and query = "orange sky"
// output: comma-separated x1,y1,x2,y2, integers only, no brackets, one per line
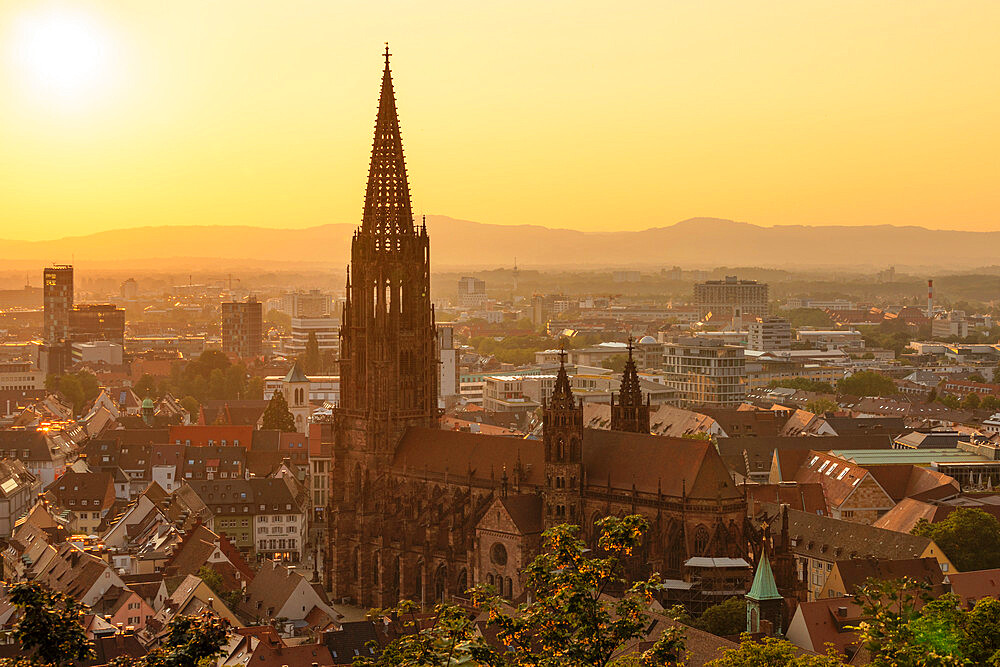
1,0,998,240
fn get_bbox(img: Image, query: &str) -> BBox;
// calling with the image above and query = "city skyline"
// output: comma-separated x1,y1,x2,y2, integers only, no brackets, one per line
2,0,999,241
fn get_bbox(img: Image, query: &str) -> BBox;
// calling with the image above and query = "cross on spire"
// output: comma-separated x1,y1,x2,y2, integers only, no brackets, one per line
384,42,391,66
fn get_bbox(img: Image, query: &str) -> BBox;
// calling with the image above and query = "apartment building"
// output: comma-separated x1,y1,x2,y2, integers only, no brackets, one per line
662,337,746,407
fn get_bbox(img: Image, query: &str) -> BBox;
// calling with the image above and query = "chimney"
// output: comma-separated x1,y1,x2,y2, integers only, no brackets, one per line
927,279,934,319
837,606,848,618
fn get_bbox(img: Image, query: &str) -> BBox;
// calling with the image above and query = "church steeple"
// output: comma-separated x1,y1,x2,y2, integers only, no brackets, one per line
610,336,651,433
336,46,439,461
362,44,414,245
542,346,583,528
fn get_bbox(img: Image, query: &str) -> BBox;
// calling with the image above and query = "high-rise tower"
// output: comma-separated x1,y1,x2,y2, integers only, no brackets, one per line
337,46,439,465
610,337,650,433
542,349,583,529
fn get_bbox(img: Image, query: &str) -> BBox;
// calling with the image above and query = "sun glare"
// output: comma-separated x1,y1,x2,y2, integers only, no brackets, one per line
9,7,118,106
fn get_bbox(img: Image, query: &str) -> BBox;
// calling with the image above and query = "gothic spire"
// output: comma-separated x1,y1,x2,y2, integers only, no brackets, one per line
362,44,414,245
549,345,576,410
617,336,643,407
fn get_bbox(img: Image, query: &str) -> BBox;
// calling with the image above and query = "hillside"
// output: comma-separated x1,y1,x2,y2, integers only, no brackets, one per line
1,217,998,270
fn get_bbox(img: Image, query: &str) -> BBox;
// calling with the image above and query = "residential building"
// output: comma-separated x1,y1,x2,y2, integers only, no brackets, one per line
222,297,263,359
44,470,116,535
662,337,746,407
762,505,955,601
818,557,946,599
438,325,459,407
457,276,487,309
694,276,769,319
184,476,308,561
747,317,792,352
0,458,40,535
281,289,334,318
0,362,44,392
0,429,67,487
264,375,339,404
238,560,338,626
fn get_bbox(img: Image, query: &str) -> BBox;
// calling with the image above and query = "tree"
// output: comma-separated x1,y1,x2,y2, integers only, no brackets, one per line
6,581,93,667
939,394,961,409
260,390,295,432
135,374,158,398
197,566,243,611
140,612,230,667
982,395,1000,411
706,635,846,666
968,373,987,383
602,354,629,373
962,392,982,410
838,371,897,397
912,507,1000,571
357,515,687,667
695,597,746,637
806,399,840,415
302,332,322,374
180,395,200,416
769,378,836,394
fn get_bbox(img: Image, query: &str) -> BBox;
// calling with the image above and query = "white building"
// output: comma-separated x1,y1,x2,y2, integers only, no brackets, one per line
796,329,865,351
662,337,746,408
747,317,792,352
0,362,43,391
285,316,339,358
438,325,459,407
264,375,339,404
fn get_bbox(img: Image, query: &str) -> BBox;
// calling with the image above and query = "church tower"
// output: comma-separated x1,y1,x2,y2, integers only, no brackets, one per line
282,362,311,433
542,350,583,528
329,47,440,605
610,337,650,433
337,45,439,469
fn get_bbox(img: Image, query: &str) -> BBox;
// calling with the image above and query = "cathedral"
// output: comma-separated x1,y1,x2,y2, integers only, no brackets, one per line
326,49,747,609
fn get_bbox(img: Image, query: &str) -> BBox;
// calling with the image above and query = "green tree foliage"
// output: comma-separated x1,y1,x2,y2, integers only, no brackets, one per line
134,373,158,398
695,597,747,637
132,612,230,667
911,507,1000,572
180,396,200,416
158,351,250,405
302,331,322,374
806,399,841,415
261,390,296,432
6,581,93,667
982,395,1000,411
706,635,846,666
768,378,836,394
961,392,982,410
782,308,835,329
356,515,687,667
602,354,628,373
938,394,961,409
196,566,243,611
45,370,101,415
838,371,898,397
264,309,291,331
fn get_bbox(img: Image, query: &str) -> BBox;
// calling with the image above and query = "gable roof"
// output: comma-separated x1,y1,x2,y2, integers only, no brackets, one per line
497,494,543,535
833,557,944,595
582,429,740,500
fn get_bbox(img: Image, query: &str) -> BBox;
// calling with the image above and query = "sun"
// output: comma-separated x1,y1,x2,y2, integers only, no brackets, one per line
9,7,118,105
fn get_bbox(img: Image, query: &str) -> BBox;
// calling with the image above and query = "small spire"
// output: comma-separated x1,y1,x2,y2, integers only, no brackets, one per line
384,42,391,67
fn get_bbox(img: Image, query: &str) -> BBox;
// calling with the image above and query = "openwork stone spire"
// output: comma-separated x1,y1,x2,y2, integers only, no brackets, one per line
618,337,643,407
362,44,414,247
611,336,650,433
549,346,576,410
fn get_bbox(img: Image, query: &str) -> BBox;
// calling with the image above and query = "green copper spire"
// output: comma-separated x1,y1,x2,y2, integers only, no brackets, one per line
747,553,782,601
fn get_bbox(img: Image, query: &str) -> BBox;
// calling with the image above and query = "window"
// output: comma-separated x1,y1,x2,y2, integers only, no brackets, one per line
818,461,829,473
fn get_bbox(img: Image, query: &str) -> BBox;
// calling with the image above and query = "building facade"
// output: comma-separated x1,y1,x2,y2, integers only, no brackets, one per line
748,317,792,352
70,304,126,346
662,337,746,407
326,52,747,610
694,276,769,319
221,297,263,359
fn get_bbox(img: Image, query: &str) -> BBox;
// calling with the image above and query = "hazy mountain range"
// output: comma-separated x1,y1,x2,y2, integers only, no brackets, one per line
2,217,997,271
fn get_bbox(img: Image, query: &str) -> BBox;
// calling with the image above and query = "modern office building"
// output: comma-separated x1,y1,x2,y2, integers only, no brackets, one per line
221,297,263,359
286,316,339,358
457,276,487,309
70,304,126,346
43,265,74,344
694,276,769,319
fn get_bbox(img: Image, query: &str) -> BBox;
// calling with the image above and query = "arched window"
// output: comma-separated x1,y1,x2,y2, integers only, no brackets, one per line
372,553,379,586
557,438,565,460
487,573,494,587
457,568,468,595
491,542,508,566
505,577,513,598
693,525,710,555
